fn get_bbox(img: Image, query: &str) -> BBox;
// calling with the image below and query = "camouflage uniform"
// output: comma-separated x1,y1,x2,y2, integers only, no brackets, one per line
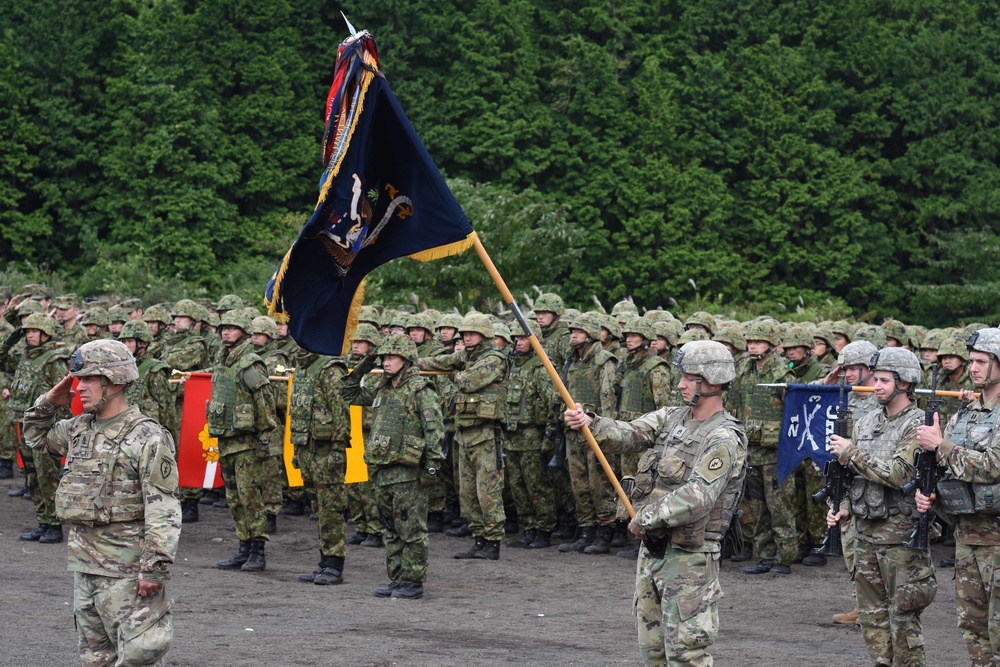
586,341,748,667
22,342,180,667
730,344,798,567
505,331,558,539
841,389,881,580
562,318,619,542
838,400,936,666
341,346,444,589
253,335,290,519
163,324,209,504
289,352,351,566
127,346,178,436
0,321,71,534
789,350,832,549
932,350,1000,665
208,335,279,565
616,329,673,477
417,318,509,547
346,350,382,539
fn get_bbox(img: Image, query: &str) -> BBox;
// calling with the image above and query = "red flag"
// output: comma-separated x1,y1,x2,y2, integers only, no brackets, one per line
177,372,223,489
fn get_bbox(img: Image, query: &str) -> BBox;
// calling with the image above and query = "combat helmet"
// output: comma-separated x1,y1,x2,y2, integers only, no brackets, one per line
458,312,494,339
21,312,58,337
16,300,43,319
353,323,382,347
713,325,747,352
494,323,513,344
869,347,922,401
782,325,814,351
812,325,836,350
830,321,854,343
533,293,565,316
568,313,603,342
511,318,542,338
622,316,656,342
81,307,110,327
220,309,252,333
118,320,153,344
744,319,782,346
70,339,139,385
967,329,1000,387
359,305,381,327
611,299,638,324
938,336,970,362
881,319,908,346
598,313,621,340
678,329,710,344
251,316,279,340
406,313,435,335
838,340,879,368
674,340,736,385
853,324,887,348
379,333,417,362
172,299,203,320
921,329,947,352
437,313,464,331
684,311,716,336
215,294,243,313
108,305,129,324
143,304,172,325
654,319,683,346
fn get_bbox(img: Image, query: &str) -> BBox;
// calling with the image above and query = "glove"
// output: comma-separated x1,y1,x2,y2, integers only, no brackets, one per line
1,327,24,352
354,349,379,376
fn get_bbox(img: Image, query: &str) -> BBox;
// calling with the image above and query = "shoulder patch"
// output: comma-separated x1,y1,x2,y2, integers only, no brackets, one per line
695,447,732,484
242,365,268,390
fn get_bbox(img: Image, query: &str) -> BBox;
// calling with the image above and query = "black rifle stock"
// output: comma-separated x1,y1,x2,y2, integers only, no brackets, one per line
812,373,853,557
902,364,943,550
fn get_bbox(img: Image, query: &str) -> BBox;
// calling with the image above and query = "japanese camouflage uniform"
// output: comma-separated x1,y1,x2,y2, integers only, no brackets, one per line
590,405,747,666
208,337,279,543
346,352,382,539
23,396,180,667
616,346,673,477
254,339,290,519
341,359,444,586
127,350,179,439
838,402,937,666
163,328,209,502
933,389,1000,665
289,353,351,560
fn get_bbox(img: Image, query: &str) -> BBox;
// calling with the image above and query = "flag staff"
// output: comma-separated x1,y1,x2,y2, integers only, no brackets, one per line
472,235,635,518
758,383,977,400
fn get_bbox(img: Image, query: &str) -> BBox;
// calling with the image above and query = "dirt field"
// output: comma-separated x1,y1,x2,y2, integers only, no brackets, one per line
0,472,970,666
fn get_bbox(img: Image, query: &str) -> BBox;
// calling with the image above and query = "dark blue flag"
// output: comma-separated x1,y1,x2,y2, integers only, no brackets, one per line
265,31,475,355
777,384,841,485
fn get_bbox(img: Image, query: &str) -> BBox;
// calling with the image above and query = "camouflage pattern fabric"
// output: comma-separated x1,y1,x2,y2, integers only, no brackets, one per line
255,340,290,517
165,329,210,501
220,449,270,541
375,479,430,584
616,347,672,477
298,445,348,557
60,322,90,350
127,351,178,436
345,353,381,536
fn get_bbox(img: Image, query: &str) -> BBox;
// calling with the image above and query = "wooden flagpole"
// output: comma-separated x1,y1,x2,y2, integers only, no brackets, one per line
472,235,635,518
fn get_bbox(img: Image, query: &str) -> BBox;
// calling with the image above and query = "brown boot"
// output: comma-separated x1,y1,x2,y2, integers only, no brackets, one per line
832,608,859,625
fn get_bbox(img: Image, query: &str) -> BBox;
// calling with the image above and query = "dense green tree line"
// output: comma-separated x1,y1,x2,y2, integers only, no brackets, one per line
2,0,999,325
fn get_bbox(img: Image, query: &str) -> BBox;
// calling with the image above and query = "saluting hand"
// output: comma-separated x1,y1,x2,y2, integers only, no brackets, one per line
45,375,75,407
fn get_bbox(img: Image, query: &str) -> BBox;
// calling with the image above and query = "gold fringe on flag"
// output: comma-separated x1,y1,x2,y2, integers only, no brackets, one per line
340,278,366,356
408,231,477,262
265,246,293,323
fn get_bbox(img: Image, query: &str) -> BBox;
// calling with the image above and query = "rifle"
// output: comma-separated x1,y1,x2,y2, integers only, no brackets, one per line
812,371,853,557
547,426,566,469
620,477,665,557
902,364,944,550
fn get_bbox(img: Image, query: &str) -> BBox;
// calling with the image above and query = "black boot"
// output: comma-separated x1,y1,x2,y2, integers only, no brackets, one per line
504,516,519,534
373,581,402,598
617,545,640,559
39,524,63,544
474,540,500,561
445,522,471,537
241,540,266,572
584,525,614,555
216,541,251,570
212,497,229,509
19,524,46,541
552,521,577,541
559,526,596,553
199,489,220,505
0,458,13,479
426,512,444,533
281,498,305,516
361,533,383,548
610,522,628,548
8,483,28,498
527,531,552,549
297,553,324,583
347,532,367,545
181,498,199,524
266,513,277,535
314,555,344,585
454,537,486,559
391,582,424,599
515,529,537,548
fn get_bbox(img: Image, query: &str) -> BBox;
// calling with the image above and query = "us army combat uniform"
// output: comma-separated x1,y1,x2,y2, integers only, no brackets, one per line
208,338,278,544
23,400,180,667
932,391,1000,665
289,353,351,564
838,401,936,666
341,360,444,586
589,406,747,666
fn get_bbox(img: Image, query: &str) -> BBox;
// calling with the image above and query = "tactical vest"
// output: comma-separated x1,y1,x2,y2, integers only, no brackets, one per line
564,345,614,412
629,407,747,550
126,355,168,408
55,412,156,524
368,371,430,467
453,348,508,428
289,356,326,446
618,353,667,420
207,348,259,438
848,407,920,520
937,402,1000,515
507,355,546,429
741,361,786,445
9,345,69,415
347,356,375,430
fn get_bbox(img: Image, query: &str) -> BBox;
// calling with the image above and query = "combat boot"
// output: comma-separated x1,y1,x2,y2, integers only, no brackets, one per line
559,526,596,553
8,483,28,497
297,552,325,583
584,526,614,555
347,532,367,545
241,540,266,572
391,582,424,599
445,521,471,537
426,512,444,533
551,520,577,541
617,545,640,559
832,608,859,625
314,555,344,585
474,540,500,561
0,458,13,479
181,498,199,524
373,581,401,598
504,516,519,535
213,497,229,509
527,531,552,549
39,524,63,544
361,533,383,548
610,522,628,548
216,540,251,570
266,513,277,535
19,524,46,541
454,537,486,559
516,529,537,548
199,489,221,505
281,497,305,516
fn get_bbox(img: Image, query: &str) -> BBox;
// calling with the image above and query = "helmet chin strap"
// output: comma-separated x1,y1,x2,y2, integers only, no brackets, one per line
749,345,774,362
975,357,999,390
684,378,723,407
383,360,411,381
877,374,912,406
88,378,126,414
